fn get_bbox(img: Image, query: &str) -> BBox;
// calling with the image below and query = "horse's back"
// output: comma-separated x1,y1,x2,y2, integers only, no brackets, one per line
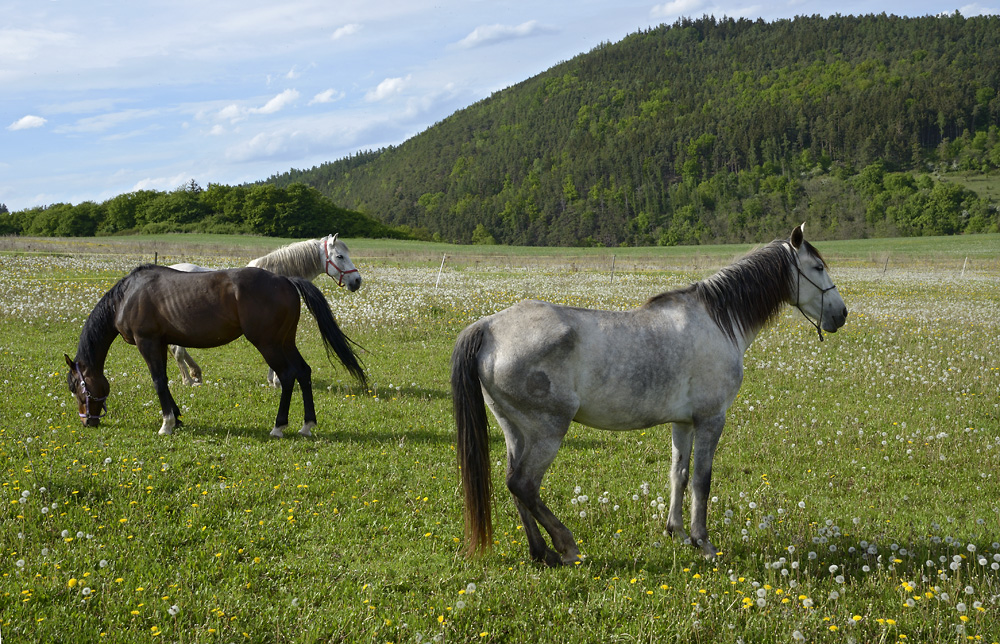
474,297,744,430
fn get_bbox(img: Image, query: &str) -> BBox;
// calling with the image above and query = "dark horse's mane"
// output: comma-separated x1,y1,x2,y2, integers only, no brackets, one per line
76,265,155,365
646,239,825,344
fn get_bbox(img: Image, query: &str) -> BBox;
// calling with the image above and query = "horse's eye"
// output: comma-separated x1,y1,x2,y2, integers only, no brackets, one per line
337,254,344,260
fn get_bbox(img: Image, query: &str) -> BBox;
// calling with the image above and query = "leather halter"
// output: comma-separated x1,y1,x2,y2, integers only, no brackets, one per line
791,247,837,342
74,364,107,422
321,235,359,288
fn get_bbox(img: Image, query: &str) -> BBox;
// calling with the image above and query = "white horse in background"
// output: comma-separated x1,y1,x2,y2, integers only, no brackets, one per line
169,234,362,386
452,224,848,566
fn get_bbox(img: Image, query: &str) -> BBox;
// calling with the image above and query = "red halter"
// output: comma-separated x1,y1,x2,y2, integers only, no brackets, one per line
322,235,359,287
75,364,108,422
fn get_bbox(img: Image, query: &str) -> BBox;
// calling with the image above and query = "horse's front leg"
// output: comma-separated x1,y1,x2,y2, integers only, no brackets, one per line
689,413,726,558
666,421,693,542
139,339,182,435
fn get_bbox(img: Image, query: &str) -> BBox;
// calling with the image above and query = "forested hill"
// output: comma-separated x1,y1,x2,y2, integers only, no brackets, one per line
266,13,1000,246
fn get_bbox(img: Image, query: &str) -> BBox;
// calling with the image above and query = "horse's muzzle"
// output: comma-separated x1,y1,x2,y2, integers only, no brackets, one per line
347,277,362,292
84,417,101,428
822,306,848,333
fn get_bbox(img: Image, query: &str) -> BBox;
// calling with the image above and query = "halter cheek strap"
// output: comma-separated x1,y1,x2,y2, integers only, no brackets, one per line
75,364,108,421
792,252,837,343
321,235,359,288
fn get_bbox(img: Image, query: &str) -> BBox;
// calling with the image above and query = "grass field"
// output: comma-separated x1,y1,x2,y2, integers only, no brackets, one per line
2,234,998,643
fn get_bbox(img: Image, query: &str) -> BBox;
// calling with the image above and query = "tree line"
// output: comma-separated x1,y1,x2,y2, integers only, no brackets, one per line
265,13,1000,245
1,182,410,240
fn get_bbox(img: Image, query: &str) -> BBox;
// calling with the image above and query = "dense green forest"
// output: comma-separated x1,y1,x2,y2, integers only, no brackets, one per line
6,14,1000,246
265,13,1000,245
0,182,410,240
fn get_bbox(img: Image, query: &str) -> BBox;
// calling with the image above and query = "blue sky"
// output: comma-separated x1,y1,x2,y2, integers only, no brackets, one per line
3,0,997,211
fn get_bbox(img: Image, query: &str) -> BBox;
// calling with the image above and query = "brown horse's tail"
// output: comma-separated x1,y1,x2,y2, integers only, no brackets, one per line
451,322,493,557
289,277,367,390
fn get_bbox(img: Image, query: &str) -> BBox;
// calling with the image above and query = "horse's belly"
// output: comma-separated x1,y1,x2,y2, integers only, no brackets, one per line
573,394,689,430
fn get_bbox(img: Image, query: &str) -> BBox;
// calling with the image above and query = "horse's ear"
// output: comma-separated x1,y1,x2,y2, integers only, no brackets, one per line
330,233,339,245
790,223,805,250
64,353,75,369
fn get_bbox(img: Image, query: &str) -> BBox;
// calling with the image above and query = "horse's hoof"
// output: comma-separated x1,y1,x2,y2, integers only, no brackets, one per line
158,427,172,436
561,552,585,566
541,549,564,568
270,427,286,438
299,422,316,437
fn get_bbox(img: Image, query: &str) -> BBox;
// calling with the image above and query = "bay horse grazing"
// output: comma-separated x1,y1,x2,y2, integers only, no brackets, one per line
169,234,361,385
452,225,847,566
66,265,366,437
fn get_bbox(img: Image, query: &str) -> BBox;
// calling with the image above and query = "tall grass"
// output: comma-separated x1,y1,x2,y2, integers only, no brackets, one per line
1,237,997,643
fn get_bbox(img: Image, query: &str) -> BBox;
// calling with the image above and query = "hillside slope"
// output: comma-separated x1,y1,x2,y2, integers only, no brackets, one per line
266,14,1000,245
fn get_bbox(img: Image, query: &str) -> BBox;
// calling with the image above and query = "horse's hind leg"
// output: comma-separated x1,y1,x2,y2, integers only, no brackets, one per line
255,344,314,438
169,345,202,385
496,410,581,567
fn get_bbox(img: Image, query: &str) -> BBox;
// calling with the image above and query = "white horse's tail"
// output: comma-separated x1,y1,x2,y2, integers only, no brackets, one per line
451,322,494,557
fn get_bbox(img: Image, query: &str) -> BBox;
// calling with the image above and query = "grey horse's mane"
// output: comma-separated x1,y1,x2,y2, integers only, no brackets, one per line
248,239,322,279
647,239,823,344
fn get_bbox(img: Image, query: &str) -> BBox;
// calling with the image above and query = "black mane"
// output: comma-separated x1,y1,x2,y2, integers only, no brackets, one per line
646,240,822,344
74,266,154,365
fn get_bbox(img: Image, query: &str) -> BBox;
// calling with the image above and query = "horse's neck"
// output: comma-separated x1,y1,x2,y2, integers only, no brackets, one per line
76,307,119,373
252,240,322,280
697,244,791,350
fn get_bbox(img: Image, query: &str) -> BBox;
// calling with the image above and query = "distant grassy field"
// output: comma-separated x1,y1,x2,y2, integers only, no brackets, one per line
1,234,998,643
935,172,1000,206
2,231,998,271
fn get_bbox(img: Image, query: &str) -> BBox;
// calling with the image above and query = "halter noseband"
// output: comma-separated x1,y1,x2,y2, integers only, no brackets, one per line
791,247,837,342
74,364,108,422
322,235,359,288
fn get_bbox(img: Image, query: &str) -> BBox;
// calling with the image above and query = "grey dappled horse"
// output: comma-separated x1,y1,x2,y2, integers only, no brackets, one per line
169,234,361,386
452,224,848,566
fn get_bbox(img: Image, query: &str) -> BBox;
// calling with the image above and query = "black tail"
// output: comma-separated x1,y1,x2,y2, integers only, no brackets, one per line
290,277,367,389
451,323,493,557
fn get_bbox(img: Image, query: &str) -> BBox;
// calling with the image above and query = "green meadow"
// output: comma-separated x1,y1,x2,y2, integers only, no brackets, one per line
2,234,998,643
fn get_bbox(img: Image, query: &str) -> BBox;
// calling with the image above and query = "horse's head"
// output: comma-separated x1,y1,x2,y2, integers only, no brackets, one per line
788,224,848,337
65,354,109,427
322,233,362,292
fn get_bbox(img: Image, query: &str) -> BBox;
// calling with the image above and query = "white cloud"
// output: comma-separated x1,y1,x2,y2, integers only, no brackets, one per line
8,115,47,131
309,89,344,105
651,0,708,19
218,89,300,122
331,23,362,40
56,109,160,134
226,130,295,163
218,104,245,122
959,3,1000,15
133,172,193,192
256,89,300,114
455,20,551,49
365,76,410,102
